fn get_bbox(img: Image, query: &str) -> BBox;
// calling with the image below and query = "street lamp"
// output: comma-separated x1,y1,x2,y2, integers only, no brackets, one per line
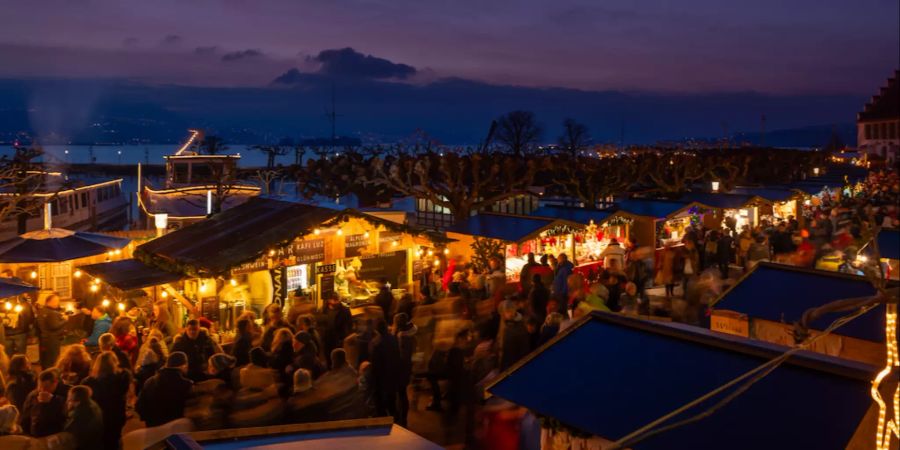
154,213,168,237
711,181,720,192
813,167,820,176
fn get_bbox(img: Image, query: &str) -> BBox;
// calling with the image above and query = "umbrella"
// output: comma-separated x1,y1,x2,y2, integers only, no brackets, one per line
0,277,38,298
0,228,130,263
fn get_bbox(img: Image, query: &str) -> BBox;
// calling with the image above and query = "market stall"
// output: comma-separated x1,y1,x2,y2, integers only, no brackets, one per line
445,213,585,282
530,205,636,271
613,198,705,248
730,187,803,224
135,197,448,330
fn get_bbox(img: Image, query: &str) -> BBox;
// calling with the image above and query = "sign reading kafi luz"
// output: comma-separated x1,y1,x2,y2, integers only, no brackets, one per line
344,233,370,258
231,238,326,276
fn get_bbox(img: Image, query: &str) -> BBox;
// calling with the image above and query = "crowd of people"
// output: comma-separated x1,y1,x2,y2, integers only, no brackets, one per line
0,168,896,450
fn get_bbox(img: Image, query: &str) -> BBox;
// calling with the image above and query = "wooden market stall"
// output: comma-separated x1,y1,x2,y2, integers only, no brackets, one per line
708,262,890,366
611,198,705,248
134,197,449,329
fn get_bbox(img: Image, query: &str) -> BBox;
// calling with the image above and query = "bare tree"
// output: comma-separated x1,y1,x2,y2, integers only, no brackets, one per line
0,147,57,234
547,154,637,208
558,118,591,158
198,135,228,155
253,145,290,169
496,110,542,156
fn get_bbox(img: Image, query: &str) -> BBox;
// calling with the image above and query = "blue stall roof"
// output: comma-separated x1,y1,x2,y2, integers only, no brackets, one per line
530,205,615,225
729,187,799,202
678,192,766,209
487,312,876,450
712,263,884,342
613,198,693,219
446,213,580,243
876,229,900,260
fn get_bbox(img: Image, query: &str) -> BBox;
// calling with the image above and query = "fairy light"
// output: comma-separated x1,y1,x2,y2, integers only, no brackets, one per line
4,302,11,311
871,303,899,450
230,278,237,287
427,250,434,257
101,299,110,308
314,228,321,235
336,228,343,236
443,248,450,255
117,303,126,312
161,291,168,299
29,271,37,279
114,249,122,256
13,304,22,313
392,240,398,247
363,231,370,239
73,270,82,278
268,249,276,257
433,260,441,268
90,285,99,293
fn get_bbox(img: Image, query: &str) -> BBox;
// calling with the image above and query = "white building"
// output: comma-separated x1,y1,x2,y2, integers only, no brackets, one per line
857,70,899,164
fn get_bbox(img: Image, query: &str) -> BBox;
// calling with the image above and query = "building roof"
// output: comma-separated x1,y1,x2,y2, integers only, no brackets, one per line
711,263,884,342
78,259,183,291
530,205,616,225
136,197,445,276
729,187,800,203
858,69,899,122
678,192,768,209
176,419,442,450
446,213,581,243
487,312,877,450
612,198,694,220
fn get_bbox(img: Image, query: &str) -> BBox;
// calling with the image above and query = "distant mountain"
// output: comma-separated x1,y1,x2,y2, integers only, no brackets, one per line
0,76,867,146
732,123,857,148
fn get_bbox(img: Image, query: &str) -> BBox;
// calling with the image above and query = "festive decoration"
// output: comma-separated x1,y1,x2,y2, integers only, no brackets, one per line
871,303,899,450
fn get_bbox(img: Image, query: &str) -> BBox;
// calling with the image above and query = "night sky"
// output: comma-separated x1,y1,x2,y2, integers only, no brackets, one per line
1,0,897,94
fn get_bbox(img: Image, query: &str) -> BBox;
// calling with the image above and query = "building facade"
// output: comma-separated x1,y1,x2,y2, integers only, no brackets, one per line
857,70,899,164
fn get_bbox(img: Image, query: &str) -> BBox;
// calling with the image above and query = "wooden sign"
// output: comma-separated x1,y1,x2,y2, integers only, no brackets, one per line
289,239,326,264
200,297,220,322
344,233,369,257
232,259,269,275
359,251,408,287
320,275,335,301
710,311,749,338
378,232,402,253
317,263,337,275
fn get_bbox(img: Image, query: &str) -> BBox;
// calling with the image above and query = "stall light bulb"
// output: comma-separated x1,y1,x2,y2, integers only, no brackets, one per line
101,299,110,307
433,260,441,268
107,250,114,257
314,228,321,235
14,304,22,313
114,249,122,255
268,249,276,257
117,303,126,311
199,283,207,293
336,228,343,236
427,250,434,257
392,240,398,247
443,248,450,255
90,285,99,293
230,278,237,287
73,270,82,278
161,291,168,299
804,199,811,206
364,231,370,239
29,271,37,279
4,302,11,311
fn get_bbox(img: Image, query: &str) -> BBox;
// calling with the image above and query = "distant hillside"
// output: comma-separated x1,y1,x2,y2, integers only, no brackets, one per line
732,123,857,148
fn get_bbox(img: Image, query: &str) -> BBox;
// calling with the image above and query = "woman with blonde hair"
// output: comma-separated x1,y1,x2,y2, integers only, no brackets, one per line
268,328,295,391
83,351,132,450
55,344,92,384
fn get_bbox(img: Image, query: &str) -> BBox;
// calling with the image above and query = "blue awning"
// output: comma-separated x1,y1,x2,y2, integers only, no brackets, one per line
0,277,38,298
530,205,614,225
446,213,579,243
487,312,875,450
79,259,184,291
712,263,884,342
876,229,900,260
613,198,693,219
678,192,766,209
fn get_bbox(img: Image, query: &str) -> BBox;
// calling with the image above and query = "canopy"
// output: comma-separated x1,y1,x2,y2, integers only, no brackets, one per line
711,262,885,342
79,259,184,291
530,205,616,225
487,312,876,450
0,277,38,298
612,198,695,220
0,228,130,263
729,187,800,203
446,213,582,243
678,192,768,209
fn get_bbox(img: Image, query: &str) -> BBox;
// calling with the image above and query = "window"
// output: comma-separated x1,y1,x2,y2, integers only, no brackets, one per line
59,196,68,214
881,123,888,140
173,163,190,184
81,192,88,208
50,199,59,215
889,122,898,140
190,163,216,183
866,124,873,140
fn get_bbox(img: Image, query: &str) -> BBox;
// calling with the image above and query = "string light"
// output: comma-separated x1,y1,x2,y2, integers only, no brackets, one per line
443,248,450,255
268,249,276,257
90,285,99,293
4,302,11,311
73,270,82,278
427,250,434,257
13,304,22,313
101,299,110,308
364,231,370,239
433,260,441,268
230,278,237,287
161,291,168,299
314,228,321,235
114,249,122,255
29,271,37,279
117,303,126,312
392,240,398,247
872,304,899,450
336,228,343,236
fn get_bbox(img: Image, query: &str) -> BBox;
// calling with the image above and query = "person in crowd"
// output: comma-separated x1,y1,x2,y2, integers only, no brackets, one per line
20,368,70,437
150,301,176,339
538,313,565,346
268,328,296,389
63,385,103,450
343,317,374,370
82,305,111,349
99,333,132,372
134,344,162,396
3,297,34,358
0,404,21,436
110,316,138,363
368,318,402,421
393,312,417,427
498,300,530,371
583,283,610,312
682,238,701,296
551,254,574,301
292,331,324,381
737,227,753,269
83,351,131,450
5,356,36,412
231,318,255,367
55,344,92,385
656,242,683,299
600,239,626,270
37,293,67,370
620,282,639,315
136,351,193,427
260,304,292,352
518,253,539,295
285,368,325,424
374,279,395,322
527,274,550,325
320,293,352,366
172,319,219,382
207,353,238,390
717,230,734,279
747,234,771,269
239,347,278,391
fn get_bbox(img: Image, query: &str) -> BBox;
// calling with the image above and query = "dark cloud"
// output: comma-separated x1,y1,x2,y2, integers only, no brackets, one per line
159,34,182,47
194,46,219,55
310,47,416,79
272,68,304,85
221,49,264,62
122,37,139,48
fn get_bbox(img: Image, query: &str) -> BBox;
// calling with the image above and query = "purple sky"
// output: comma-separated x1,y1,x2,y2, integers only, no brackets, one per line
1,0,897,94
